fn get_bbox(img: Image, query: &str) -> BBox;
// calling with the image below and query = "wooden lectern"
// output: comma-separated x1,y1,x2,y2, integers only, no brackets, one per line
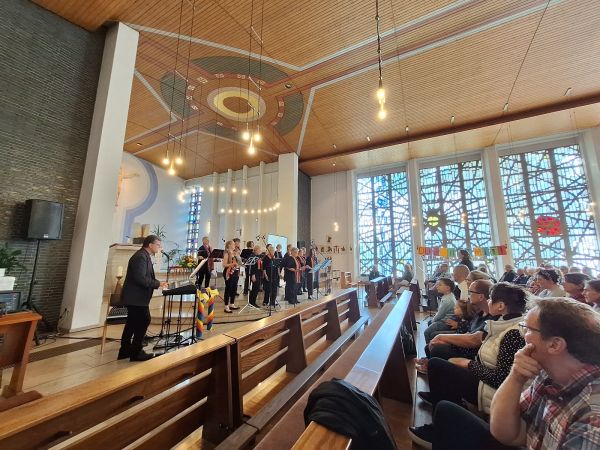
0,311,42,411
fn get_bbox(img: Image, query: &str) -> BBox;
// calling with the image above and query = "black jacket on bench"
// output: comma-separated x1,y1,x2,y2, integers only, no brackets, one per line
304,379,397,450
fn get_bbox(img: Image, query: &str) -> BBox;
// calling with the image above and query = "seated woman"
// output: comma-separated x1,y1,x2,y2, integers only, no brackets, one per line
409,282,527,449
563,272,590,303
368,264,380,280
398,263,414,286
535,268,565,297
583,279,600,311
423,278,457,343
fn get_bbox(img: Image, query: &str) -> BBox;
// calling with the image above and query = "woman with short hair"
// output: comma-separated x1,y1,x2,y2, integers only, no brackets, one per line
535,268,565,298
563,272,591,303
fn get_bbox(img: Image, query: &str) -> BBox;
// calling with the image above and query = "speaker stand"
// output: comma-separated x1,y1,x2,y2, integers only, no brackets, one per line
23,239,53,344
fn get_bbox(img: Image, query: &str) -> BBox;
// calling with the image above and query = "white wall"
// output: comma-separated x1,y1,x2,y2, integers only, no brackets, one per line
310,171,356,274
112,152,187,253
187,162,280,247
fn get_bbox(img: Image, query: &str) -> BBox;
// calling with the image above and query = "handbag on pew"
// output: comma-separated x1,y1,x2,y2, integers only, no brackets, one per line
401,324,417,357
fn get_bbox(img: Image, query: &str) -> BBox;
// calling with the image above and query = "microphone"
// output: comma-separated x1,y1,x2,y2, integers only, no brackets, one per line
161,250,171,259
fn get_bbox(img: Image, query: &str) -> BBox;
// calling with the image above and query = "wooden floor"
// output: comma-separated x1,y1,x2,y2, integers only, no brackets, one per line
1,288,431,449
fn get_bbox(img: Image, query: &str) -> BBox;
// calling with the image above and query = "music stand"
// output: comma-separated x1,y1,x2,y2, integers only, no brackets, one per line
313,259,331,297
239,255,262,314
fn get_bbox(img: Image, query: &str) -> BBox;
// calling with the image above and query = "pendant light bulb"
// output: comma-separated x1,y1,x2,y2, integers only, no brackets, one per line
248,143,256,155
242,188,248,195
220,186,225,192
232,186,237,193
376,87,385,102
378,108,387,120
253,132,261,143
209,186,214,192
162,157,170,166
168,164,176,176
242,130,250,140
175,156,183,165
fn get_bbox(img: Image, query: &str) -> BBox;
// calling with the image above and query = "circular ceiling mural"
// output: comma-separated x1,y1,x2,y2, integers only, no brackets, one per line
206,87,266,122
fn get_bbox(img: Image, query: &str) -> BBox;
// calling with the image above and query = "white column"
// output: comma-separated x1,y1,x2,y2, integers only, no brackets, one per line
61,23,139,331
407,159,426,287
223,169,233,238
238,165,248,237
257,161,265,234
482,146,512,272
347,170,359,277
209,172,219,245
580,128,600,244
277,153,299,245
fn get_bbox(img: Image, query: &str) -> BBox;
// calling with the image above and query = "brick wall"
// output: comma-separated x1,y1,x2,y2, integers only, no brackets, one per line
0,0,105,330
297,170,311,247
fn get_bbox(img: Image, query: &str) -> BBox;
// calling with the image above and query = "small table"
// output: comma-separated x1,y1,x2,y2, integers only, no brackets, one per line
0,311,42,411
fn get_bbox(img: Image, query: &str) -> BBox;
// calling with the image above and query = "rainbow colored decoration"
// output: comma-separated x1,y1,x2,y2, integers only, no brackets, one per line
196,287,219,339
417,244,508,258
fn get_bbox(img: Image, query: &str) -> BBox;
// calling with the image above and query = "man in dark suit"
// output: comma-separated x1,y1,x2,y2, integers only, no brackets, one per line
196,236,213,288
118,235,168,361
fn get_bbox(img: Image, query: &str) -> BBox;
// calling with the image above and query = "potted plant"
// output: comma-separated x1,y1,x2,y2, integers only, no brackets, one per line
0,243,25,276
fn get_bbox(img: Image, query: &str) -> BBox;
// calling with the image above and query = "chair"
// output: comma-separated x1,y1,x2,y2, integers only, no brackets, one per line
340,272,358,289
100,282,127,354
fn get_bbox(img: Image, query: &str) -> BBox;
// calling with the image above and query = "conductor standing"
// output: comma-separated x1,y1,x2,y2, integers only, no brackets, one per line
118,235,168,361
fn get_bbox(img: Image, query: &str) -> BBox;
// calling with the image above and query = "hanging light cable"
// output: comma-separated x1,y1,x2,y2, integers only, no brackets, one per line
164,0,186,172
375,0,386,120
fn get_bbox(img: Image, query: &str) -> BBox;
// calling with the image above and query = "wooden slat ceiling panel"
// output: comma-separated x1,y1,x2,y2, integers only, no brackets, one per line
298,104,600,176
299,11,542,159
31,0,600,178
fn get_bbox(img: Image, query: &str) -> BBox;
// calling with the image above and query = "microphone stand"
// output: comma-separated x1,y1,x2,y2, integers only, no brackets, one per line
161,251,172,285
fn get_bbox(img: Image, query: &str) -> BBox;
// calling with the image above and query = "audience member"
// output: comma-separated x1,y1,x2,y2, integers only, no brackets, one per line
399,263,414,283
568,266,582,273
499,264,517,283
559,265,570,277
452,264,470,301
562,272,590,303
513,268,530,285
535,268,565,297
368,263,380,280
583,279,600,311
467,269,491,283
490,298,600,449
409,283,528,448
582,266,595,278
458,249,475,271
424,278,457,343
416,280,493,373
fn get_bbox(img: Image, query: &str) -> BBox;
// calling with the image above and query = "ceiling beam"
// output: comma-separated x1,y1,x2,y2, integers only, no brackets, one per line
300,94,600,164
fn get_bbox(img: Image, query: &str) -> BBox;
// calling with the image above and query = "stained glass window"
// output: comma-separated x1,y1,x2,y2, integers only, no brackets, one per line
499,144,600,269
186,190,202,255
420,159,492,264
357,171,412,277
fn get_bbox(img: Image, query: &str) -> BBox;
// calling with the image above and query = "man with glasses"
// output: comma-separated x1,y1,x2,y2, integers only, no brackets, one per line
118,235,168,362
490,297,600,449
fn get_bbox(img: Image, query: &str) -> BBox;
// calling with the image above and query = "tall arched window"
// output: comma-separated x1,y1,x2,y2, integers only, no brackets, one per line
357,170,412,277
500,144,600,269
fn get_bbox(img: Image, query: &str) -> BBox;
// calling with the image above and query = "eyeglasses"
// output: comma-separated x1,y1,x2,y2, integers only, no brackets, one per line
468,290,482,295
518,321,541,336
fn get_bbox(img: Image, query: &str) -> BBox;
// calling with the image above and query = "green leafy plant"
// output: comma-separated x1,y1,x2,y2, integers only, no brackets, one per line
0,243,26,274
151,225,167,240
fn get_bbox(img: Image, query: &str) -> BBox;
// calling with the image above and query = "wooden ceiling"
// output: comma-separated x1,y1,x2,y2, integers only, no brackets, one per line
33,0,600,178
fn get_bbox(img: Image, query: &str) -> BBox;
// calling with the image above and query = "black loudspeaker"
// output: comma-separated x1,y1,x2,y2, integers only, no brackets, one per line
297,240,306,249
26,199,64,240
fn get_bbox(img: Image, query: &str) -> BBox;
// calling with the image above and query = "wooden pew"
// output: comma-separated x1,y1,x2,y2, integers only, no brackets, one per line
256,291,415,450
0,335,234,450
366,276,389,308
378,291,395,308
291,291,415,449
224,289,363,426
213,289,366,450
